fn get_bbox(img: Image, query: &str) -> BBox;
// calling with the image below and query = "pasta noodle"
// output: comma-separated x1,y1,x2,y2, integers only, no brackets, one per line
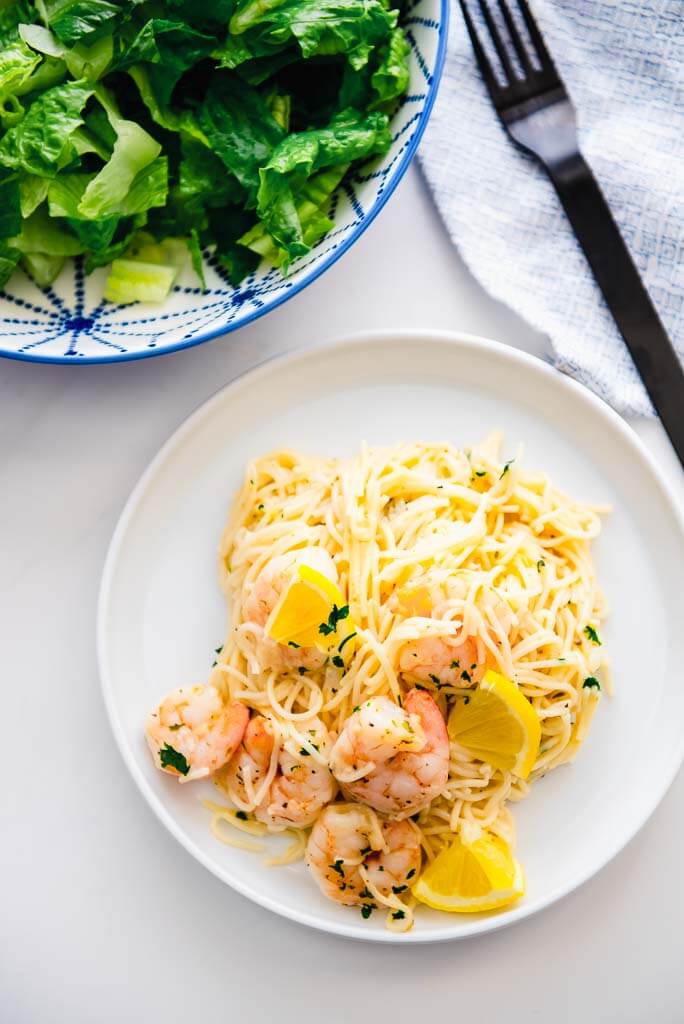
208,435,609,919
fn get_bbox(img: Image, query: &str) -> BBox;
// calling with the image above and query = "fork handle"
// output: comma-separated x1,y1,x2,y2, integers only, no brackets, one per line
548,153,684,466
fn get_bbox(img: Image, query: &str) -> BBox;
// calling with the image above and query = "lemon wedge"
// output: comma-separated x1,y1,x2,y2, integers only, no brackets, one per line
413,831,525,913
447,669,541,779
266,563,356,659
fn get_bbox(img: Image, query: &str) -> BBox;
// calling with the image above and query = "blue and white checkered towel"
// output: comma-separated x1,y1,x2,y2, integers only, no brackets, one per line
419,0,684,417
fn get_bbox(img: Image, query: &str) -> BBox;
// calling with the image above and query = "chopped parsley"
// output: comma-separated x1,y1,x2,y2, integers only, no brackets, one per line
500,459,514,478
391,910,406,920
330,859,345,876
235,811,248,821
537,559,545,571
583,676,601,691
584,625,602,645
474,469,487,477
359,887,373,899
299,748,311,756
360,845,371,855
450,660,460,669
288,641,301,649
429,673,442,688
338,632,357,653
361,905,374,919
461,670,471,683
168,723,182,731
391,884,408,894
319,604,350,636
332,655,345,669
463,695,470,705
406,868,416,880
414,683,428,691
159,744,189,776
352,705,361,713
257,503,264,511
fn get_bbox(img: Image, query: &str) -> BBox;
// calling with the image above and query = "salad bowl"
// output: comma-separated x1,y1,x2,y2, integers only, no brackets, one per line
0,0,447,365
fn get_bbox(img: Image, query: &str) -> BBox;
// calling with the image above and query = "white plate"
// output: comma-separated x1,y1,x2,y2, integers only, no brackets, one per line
98,330,684,942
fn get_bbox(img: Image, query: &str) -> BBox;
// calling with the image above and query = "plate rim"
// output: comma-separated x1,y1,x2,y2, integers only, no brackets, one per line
0,2,449,368
97,328,684,943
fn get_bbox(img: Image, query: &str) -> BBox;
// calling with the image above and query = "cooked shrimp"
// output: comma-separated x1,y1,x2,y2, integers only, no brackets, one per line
329,689,449,818
241,546,337,672
398,634,485,688
306,803,422,909
145,685,248,783
221,714,336,827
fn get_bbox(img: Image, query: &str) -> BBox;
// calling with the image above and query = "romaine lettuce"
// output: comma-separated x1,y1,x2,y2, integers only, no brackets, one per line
0,0,410,298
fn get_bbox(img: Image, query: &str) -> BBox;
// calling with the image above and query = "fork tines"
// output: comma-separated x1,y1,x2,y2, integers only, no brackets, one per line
459,0,561,104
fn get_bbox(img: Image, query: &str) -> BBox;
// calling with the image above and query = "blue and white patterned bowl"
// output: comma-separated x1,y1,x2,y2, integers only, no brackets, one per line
0,0,448,365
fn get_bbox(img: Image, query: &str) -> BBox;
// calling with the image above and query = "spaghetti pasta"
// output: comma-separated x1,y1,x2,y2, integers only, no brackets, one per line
202,435,609,924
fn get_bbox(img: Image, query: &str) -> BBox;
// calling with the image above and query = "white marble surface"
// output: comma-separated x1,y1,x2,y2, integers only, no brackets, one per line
2,165,683,1023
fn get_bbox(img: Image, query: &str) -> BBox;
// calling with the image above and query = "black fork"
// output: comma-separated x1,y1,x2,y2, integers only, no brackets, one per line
460,0,684,467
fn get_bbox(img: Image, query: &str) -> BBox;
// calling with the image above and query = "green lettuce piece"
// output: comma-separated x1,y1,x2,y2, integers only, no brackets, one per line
104,233,188,304
21,250,65,284
115,19,217,104
77,87,161,219
207,204,260,285
256,108,389,257
9,200,81,285
104,256,177,303
83,212,147,270
187,227,206,289
230,0,396,70
19,174,50,217
0,79,92,177
235,48,299,85
0,173,22,238
0,1,34,46
197,75,284,201
67,33,113,80
47,171,93,217
126,65,209,144
20,22,112,81
13,54,66,99
241,162,346,267
371,28,409,108
36,0,125,47
0,240,22,286
10,203,84,255
178,139,244,211
0,38,41,125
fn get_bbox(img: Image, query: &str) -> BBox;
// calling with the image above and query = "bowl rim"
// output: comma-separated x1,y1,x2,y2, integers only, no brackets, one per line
0,5,450,367
97,328,684,943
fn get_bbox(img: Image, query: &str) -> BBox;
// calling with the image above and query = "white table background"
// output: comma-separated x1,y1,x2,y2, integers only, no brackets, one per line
3,165,683,1023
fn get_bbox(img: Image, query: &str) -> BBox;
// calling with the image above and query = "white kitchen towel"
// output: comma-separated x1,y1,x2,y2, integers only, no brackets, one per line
419,0,684,417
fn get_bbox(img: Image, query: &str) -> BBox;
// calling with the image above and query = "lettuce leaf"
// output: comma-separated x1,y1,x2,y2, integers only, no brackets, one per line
0,240,22,286
196,75,285,200
230,0,396,70
115,18,217,104
76,87,161,218
0,173,22,238
256,108,390,257
0,0,409,295
37,0,132,47
0,38,41,125
0,80,92,177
